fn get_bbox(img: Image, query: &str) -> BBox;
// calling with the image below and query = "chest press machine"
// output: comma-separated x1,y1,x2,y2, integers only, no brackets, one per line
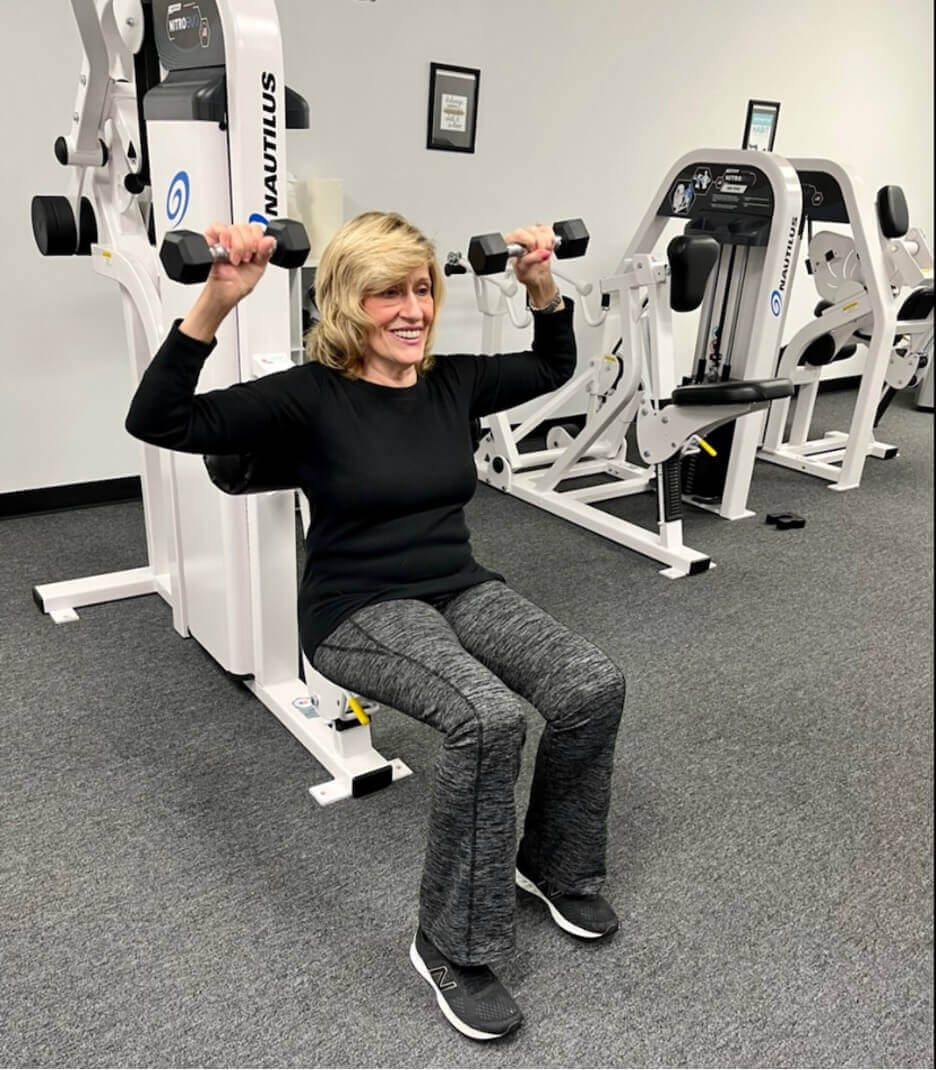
449,150,798,577
31,0,409,805
758,168,932,487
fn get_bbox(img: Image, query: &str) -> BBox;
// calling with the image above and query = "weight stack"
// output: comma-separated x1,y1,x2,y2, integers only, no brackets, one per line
681,422,735,500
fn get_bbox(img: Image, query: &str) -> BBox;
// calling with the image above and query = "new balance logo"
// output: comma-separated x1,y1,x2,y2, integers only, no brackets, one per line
430,966,457,991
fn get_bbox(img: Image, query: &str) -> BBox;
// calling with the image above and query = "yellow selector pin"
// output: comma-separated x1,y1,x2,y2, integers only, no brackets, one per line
347,695,370,725
697,437,717,457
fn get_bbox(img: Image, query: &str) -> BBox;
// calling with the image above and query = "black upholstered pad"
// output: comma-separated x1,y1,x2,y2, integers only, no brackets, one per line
672,378,794,406
898,287,934,321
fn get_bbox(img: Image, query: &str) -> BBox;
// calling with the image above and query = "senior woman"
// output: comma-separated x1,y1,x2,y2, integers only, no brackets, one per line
126,211,626,1042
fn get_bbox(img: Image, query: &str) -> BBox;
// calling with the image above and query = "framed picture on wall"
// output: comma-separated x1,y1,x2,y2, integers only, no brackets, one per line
742,99,781,151
427,62,480,153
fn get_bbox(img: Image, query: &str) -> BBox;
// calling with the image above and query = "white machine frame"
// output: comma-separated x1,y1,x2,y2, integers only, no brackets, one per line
33,0,409,805
758,159,925,490
458,149,802,577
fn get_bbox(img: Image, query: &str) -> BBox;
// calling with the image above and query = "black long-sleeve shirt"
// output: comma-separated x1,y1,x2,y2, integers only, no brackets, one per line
126,301,576,656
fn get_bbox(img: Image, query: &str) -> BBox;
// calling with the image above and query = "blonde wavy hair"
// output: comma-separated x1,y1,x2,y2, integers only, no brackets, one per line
304,211,445,379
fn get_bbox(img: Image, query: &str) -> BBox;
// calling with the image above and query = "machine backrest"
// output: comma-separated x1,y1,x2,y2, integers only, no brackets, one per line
667,235,719,313
876,185,909,239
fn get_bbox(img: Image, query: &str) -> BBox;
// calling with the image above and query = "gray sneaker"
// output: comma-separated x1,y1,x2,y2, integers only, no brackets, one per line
409,928,523,1041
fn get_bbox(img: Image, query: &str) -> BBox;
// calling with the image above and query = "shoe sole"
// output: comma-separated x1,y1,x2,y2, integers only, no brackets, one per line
515,868,619,940
408,938,522,1042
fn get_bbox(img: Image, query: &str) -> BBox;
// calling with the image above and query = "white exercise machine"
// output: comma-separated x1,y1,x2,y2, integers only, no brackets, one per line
758,166,931,488
31,0,410,804
448,149,800,577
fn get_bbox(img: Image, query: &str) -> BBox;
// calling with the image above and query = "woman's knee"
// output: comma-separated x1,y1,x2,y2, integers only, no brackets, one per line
560,653,626,726
445,691,527,752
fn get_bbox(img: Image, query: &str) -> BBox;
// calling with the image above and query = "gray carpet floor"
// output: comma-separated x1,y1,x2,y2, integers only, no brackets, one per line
1,388,933,1069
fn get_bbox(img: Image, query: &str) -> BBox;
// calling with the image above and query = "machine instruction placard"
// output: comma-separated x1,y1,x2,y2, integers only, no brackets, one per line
659,163,774,219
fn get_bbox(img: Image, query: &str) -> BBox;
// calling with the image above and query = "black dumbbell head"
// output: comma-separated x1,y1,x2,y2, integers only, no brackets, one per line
160,229,213,284
553,218,589,259
468,232,509,275
265,218,311,269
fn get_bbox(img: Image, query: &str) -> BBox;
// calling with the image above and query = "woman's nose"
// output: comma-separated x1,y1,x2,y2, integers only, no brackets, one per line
401,290,422,318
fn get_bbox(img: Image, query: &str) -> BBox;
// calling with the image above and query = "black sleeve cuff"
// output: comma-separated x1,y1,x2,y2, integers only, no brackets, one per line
170,318,219,358
531,295,574,324
531,295,575,345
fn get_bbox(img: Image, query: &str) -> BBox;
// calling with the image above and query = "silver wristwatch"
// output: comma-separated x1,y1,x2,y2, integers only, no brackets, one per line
528,289,562,314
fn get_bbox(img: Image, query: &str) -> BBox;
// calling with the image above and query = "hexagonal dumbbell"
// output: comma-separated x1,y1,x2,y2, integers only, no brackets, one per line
159,217,311,284
466,218,590,275
552,218,589,259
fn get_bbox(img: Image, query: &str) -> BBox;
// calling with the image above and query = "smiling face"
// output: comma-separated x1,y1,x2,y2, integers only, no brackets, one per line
360,266,435,385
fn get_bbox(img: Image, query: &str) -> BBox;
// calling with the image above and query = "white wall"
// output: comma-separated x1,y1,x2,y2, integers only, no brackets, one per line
1,0,932,494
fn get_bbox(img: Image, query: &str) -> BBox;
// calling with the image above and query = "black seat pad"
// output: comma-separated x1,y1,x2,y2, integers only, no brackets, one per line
898,286,934,321
672,378,794,406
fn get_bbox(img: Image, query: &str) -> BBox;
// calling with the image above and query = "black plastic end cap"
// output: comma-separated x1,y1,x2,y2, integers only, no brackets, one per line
124,172,148,195
54,136,68,165
352,764,394,797
32,586,46,612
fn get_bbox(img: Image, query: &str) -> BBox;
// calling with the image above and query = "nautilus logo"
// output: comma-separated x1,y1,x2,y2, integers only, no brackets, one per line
770,290,783,316
166,171,191,228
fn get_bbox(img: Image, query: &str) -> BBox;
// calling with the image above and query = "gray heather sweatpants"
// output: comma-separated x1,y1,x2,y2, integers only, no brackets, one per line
312,580,626,966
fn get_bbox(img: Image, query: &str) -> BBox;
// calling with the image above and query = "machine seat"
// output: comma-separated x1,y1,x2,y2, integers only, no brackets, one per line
672,378,794,406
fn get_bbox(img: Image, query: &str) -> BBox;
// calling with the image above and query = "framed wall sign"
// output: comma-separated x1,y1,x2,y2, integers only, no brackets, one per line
427,62,480,153
742,99,781,151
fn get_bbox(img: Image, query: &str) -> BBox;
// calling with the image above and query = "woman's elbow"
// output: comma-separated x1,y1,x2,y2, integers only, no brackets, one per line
124,407,186,451
555,352,577,388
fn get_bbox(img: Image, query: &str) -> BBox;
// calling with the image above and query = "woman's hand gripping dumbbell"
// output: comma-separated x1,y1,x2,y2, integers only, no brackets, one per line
161,217,310,286
447,219,589,312
466,218,589,276
164,219,310,343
